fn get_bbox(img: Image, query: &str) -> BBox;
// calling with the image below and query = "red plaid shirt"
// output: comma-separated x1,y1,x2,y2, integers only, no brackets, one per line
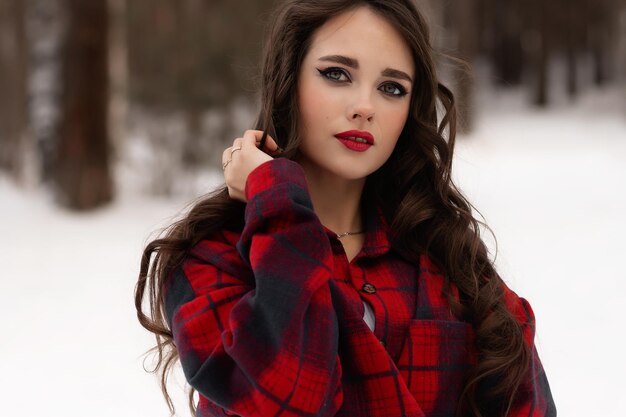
165,158,556,417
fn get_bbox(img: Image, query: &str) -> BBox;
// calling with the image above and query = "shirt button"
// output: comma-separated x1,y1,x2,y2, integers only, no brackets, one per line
361,283,377,294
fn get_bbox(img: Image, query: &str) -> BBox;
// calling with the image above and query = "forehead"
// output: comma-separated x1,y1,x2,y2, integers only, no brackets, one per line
306,6,414,73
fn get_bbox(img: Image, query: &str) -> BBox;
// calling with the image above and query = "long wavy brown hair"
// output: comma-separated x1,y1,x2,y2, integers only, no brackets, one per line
135,1,530,416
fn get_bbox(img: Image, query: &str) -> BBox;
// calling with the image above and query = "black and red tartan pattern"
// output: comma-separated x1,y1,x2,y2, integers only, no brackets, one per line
164,158,556,417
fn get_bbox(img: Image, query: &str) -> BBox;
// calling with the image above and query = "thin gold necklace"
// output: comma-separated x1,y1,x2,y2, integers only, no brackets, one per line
336,230,364,239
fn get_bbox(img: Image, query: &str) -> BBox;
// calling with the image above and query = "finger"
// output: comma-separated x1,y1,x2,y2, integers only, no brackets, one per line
263,134,279,151
222,147,231,166
231,138,243,155
245,129,279,151
242,130,261,149
222,149,235,172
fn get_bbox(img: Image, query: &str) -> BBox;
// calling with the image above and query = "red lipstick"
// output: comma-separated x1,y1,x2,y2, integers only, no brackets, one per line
334,130,375,152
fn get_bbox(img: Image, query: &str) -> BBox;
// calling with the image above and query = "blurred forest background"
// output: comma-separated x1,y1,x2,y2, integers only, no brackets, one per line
1,0,625,211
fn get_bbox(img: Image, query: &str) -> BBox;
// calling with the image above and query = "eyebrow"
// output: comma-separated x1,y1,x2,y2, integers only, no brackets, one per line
318,54,413,84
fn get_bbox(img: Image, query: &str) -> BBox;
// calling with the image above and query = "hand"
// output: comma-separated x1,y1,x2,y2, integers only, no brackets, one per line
222,130,281,202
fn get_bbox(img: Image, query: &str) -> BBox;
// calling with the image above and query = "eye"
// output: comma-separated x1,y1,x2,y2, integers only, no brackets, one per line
380,82,408,97
317,67,350,82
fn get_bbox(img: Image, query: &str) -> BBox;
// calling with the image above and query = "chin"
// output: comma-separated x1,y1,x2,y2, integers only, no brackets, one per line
298,153,382,181
332,165,378,181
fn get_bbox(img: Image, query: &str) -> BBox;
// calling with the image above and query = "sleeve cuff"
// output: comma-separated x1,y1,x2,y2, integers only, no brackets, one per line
245,158,309,201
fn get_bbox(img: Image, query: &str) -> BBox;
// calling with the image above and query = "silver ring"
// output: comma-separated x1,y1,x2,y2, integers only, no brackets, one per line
222,159,232,170
230,146,242,155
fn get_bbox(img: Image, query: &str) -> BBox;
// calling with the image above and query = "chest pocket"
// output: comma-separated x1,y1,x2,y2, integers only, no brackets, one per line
397,320,475,417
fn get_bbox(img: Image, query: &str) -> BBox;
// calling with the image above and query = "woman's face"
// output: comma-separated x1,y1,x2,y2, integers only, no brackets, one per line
296,6,414,181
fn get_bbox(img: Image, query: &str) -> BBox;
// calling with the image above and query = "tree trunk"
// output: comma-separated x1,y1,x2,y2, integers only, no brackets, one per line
0,0,28,179
491,0,524,86
108,0,128,157
529,0,549,106
452,0,479,133
56,0,112,210
565,1,583,99
590,0,622,86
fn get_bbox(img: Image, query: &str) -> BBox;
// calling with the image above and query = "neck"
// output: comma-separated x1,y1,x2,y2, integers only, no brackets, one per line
300,167,365,236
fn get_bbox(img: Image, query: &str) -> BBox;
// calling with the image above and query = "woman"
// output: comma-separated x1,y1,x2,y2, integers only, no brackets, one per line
136,1,556,416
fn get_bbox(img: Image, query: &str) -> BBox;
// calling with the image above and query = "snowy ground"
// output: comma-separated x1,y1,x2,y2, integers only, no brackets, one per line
1,84,625,416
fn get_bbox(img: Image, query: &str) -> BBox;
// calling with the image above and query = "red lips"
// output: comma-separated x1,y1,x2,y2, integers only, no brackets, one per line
334,130,375,144
334,130,375,152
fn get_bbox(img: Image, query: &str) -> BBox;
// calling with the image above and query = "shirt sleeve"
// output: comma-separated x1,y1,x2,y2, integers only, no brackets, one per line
504,292,557,417
165,158,343,417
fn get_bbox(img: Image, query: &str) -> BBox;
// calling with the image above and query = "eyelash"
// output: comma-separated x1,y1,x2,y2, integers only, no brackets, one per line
317,67,409,98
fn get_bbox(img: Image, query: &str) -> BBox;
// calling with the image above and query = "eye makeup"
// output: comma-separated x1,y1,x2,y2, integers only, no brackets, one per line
317,67,409,98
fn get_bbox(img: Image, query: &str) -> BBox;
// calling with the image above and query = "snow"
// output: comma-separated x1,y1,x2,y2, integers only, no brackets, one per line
1,84,625,416
455,86,626,417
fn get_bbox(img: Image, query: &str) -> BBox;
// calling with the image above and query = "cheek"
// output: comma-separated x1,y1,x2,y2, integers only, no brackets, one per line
381,106,409,147
299,81,332,125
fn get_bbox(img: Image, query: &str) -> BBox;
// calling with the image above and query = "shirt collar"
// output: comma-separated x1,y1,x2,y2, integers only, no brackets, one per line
359,203,392,258
323,200,392,260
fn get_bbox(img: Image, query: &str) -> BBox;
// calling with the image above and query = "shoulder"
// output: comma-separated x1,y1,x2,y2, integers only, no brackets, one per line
163,228,253,329
183,228,252,283
164,229,252,323
499,280,537,344
189,229,240,261
500,282,535,323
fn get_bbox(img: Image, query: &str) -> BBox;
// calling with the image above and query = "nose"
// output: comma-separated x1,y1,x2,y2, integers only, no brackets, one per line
349,94,375,122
